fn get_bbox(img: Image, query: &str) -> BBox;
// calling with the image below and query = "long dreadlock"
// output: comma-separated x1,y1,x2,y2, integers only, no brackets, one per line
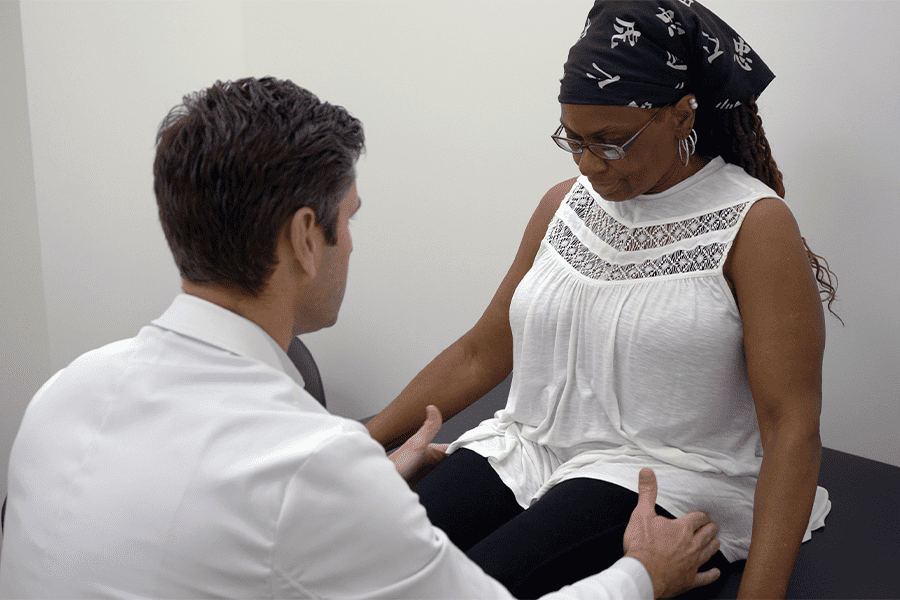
693,97,842,323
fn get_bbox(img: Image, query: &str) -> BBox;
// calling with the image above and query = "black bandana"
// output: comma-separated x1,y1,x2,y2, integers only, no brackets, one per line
559,0,774,110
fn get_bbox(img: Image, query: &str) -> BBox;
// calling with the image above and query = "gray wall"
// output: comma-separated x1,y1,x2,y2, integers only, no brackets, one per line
1,1,53,557
2,2,897,539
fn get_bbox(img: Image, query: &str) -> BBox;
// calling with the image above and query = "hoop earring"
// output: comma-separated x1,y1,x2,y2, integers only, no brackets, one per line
678,129,698,166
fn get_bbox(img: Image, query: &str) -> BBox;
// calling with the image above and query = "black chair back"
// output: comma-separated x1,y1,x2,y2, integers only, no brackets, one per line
287,336,326,408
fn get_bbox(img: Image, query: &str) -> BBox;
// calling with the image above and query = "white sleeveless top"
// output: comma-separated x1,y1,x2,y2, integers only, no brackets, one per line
448,157,830,562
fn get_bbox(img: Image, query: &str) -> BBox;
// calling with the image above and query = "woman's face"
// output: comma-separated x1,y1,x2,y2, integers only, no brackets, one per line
559,103,686,202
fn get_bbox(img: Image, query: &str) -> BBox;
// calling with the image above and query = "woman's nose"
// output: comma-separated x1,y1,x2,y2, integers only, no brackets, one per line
576,149,610,177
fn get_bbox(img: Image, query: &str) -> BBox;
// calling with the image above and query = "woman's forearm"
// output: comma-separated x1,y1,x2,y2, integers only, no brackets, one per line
737,426,821,599
365,331,512,451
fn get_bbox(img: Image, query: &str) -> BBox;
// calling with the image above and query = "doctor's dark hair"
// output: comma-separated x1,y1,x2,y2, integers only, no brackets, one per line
693,98,841,322
154,77,365,297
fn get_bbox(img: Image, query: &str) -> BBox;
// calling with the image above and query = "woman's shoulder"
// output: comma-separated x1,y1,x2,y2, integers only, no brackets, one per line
534,177,579,224
511,177,579,268
723,196,806,296
546,177,580,199
732,196,799,254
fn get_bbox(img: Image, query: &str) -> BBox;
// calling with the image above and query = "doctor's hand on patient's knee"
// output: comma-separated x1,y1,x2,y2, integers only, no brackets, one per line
623,468,721,599
388,405,449,487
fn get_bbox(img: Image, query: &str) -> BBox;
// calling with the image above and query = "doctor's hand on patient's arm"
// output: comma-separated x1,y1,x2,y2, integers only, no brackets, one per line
623,468,721,599
387,405,449,487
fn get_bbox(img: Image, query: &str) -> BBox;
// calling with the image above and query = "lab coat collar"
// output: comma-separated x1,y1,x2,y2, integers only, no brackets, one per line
152,293,306,389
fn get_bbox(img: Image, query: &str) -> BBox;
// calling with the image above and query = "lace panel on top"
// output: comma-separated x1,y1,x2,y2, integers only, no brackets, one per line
546,182,749,281
547,220,728,281
567,183,750,252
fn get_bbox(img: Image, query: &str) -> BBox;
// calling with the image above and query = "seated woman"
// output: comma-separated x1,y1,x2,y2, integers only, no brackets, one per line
367,1,838,598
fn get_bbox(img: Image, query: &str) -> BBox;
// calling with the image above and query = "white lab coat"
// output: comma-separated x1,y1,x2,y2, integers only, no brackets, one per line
0,293,651,599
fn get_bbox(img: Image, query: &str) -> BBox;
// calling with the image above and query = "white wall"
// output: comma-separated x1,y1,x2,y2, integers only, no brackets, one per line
240,0,589,418
3,0,897,510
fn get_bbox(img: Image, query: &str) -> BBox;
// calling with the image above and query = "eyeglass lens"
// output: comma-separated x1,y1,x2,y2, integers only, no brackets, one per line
554,135,622,160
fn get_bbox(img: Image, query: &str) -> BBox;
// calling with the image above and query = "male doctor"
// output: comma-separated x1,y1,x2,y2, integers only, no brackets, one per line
0,77,720,599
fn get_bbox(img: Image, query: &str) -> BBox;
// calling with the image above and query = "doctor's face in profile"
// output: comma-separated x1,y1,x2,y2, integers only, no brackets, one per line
315,181,361,328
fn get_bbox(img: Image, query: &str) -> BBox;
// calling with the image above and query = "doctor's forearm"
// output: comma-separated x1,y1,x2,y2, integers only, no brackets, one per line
737,427,821,599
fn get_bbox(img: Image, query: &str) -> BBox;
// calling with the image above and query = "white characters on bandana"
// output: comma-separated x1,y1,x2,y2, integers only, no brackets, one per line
611,18,641,48
586,63,621,88
656,7,685,36
701,31,725,63
666,51,688,71
579,17,591,40
716,98,742,110
733,36,754,71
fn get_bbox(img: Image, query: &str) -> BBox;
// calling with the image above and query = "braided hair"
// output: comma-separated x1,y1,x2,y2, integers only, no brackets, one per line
693,97,842,323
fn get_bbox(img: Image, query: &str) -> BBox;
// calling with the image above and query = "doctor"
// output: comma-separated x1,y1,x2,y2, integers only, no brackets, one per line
0,77,720,599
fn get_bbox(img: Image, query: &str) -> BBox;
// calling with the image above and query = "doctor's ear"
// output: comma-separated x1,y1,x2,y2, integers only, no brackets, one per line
286,207,323,279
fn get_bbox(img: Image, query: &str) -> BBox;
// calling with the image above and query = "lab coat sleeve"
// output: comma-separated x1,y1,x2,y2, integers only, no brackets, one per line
270,427,652,600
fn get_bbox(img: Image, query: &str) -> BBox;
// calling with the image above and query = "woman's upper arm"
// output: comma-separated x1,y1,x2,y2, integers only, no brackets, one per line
464,178,577,370
726,197,826,445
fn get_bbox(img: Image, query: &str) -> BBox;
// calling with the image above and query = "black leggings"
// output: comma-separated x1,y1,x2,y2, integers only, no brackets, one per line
414,448,737,599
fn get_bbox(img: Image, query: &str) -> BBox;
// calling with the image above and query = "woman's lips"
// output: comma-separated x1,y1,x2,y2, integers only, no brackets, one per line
590,179,618,193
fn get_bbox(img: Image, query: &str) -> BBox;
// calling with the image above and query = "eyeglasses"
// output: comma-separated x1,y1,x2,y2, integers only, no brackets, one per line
551,105,669,160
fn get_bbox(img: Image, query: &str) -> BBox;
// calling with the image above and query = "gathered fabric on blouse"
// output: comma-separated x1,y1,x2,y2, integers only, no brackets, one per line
446,157,830,562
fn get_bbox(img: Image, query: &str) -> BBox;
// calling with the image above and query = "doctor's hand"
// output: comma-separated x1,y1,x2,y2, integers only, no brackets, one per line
623,468,721,599
387,405,449,487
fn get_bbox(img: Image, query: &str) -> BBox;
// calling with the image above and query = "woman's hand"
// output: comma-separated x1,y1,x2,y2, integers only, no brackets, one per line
387,405,449,487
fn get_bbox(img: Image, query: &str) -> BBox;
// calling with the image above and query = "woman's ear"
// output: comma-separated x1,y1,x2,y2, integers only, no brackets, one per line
286,207,322,280
671,94,698,138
